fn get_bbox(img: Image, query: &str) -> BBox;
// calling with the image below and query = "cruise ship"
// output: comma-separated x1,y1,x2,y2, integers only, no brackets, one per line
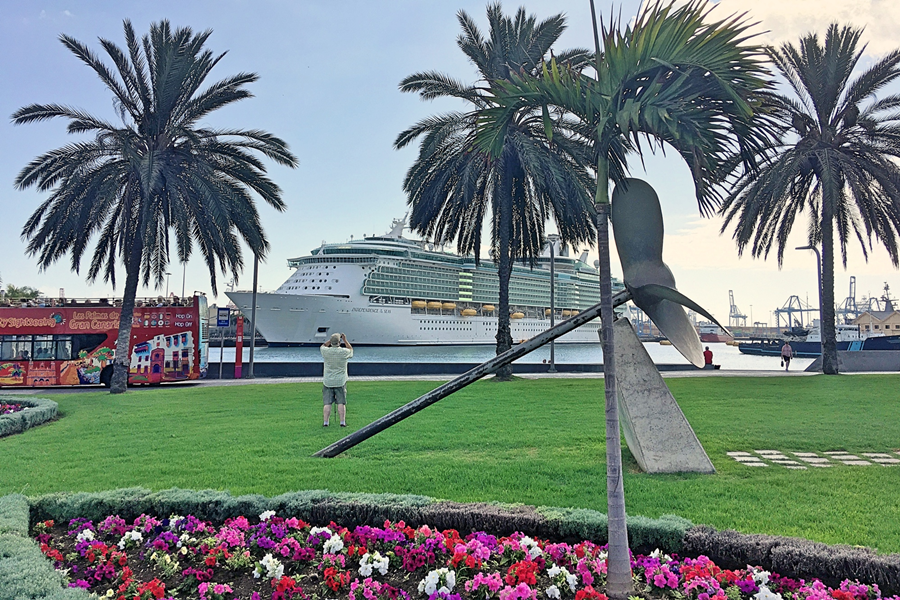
226,219,623,346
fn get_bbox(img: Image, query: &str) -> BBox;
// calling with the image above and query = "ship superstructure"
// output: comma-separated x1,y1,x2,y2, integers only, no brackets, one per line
227,222,622,346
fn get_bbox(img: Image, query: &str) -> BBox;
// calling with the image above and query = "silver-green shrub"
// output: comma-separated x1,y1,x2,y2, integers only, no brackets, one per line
0,396,58,438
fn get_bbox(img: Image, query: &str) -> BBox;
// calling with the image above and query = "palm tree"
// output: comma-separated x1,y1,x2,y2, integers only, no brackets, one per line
394,3,597,379
5,285,42,301
12,20,297,393
477,1,775,596
720,24,900,375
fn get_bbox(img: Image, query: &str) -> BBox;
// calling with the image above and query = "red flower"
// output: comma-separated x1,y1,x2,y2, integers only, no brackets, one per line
833,591,855,600
575,587,608,600
204,555,217,567
505,560,538,586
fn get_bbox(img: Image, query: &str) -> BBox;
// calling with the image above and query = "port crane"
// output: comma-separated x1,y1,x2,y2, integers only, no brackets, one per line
836,276,860,324
774,295,817,330
728,290,747,328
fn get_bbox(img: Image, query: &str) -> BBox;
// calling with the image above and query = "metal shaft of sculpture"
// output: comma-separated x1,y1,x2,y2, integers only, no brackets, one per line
313,289,632,458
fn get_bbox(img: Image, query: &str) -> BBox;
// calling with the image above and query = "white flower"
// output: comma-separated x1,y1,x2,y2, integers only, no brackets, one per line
547,564,561,578
76,529,95,543
565,570,578,592
418,568,455,596
259,510,276,522
546,584,561,599
752,568,771,586
359,551,389,577
323,533,344,554
256,553,284,579
755,585,783,600
116,530,142,549
310,526,333,537
650,548,673,562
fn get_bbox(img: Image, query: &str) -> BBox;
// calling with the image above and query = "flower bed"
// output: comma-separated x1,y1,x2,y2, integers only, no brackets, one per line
0,402,24,415
33,510,900,600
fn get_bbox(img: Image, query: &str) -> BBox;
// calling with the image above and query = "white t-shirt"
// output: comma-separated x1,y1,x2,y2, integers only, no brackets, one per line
321,345,353,387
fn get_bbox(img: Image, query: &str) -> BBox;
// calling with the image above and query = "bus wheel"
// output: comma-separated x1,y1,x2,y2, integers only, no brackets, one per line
99,367,114,388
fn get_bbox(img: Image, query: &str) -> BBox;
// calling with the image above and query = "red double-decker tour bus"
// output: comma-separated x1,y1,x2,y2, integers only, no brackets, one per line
0,294,209,387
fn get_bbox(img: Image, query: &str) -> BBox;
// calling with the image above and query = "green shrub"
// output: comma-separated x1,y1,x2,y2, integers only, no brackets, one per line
0,493,89,600
0,396,58,438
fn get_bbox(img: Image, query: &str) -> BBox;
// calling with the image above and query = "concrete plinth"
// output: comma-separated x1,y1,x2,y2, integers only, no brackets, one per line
804,350,900,372
614,319,715,473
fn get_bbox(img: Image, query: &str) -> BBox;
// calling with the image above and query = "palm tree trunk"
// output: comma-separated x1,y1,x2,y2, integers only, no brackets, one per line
109,243,143,394
495,154,514,381
595,164,631,599
820,195,839,374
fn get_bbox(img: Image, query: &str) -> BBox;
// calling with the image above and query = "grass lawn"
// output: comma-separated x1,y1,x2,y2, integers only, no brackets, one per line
2,375,899,552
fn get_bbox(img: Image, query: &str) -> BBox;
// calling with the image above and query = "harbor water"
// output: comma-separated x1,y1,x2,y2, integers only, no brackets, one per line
212,341,814,372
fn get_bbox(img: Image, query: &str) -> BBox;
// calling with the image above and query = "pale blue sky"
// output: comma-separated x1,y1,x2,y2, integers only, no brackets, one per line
2,0,899,324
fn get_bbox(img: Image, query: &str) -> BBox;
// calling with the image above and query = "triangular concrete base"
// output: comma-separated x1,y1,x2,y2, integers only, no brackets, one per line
613,319,715,473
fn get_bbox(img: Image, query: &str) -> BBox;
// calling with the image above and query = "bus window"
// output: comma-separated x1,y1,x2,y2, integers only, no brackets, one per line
55,336,73,360
71,333,109,357
33,335,54,360
1,335,32,360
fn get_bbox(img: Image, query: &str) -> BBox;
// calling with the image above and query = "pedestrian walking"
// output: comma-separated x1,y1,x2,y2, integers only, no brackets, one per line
781,341,793,371
321,332,353,427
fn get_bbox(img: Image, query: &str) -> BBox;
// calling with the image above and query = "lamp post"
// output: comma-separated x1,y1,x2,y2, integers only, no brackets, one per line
548,234,559,373
165,272,171,298
796,245,823,333
248,254,259,379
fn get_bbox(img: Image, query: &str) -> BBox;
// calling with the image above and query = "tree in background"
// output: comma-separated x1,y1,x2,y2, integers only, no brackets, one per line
12,20,297,393
4,285,43,301
477,1,775,595
395,3,597,379
720,24,900,374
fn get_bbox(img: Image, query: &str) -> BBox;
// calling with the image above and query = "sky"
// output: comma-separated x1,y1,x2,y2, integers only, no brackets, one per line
2,0,900,327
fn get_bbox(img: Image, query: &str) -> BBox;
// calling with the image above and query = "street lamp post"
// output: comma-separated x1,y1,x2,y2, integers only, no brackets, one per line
796,245,823,333
548,234,559,373
165,272,171,298
248,254,259,379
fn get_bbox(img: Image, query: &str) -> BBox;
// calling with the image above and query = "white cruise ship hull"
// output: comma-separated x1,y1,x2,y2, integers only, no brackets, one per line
226,291,601,346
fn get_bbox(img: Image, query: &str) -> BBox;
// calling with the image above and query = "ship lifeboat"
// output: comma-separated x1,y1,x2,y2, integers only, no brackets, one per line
482,305,495,312
426,301,443,310
659,339,672,345
510,312,525,319
461,308,477,317
562,309,572,317
411,300,427,309
442,302,457,310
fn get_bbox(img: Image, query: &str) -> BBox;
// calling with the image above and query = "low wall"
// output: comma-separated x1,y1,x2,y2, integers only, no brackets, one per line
805,350,900,372
205,361,699,379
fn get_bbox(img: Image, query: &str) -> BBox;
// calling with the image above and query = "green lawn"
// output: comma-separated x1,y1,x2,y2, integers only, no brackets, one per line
2,375,899,552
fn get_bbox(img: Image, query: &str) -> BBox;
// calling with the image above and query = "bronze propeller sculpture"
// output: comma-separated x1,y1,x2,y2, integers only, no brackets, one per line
611,178,729,368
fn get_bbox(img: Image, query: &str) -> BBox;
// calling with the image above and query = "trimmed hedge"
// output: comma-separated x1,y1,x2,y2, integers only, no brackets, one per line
0,396,58,438
0,494,89,600
684,525,900,594
8,488,900,596
26,487,687,552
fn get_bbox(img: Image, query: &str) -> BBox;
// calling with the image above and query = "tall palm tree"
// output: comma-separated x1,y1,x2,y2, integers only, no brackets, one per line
720,24,900,375
12,20,297,393
478,1,775,596
394,3,597,379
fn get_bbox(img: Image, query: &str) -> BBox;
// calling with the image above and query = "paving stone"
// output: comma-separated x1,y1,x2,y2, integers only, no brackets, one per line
824,451,855,455
808,463,833,468
838,460,872,466
772,459,801,465
792,452,820,457
862,453,893,458
796,457,831,464
786,466,807,470
744,462,769,467
870,458,900,464
755,450,781,455
733,456,767,462
727,451,753,456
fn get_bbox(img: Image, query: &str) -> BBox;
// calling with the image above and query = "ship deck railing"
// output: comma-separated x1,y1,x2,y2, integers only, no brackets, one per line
0,296,197,309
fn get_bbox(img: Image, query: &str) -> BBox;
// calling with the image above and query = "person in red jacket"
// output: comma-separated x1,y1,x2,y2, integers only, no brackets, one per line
703,346,714,369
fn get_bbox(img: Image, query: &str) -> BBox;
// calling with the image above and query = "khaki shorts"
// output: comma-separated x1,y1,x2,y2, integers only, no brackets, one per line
323,385,347,405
